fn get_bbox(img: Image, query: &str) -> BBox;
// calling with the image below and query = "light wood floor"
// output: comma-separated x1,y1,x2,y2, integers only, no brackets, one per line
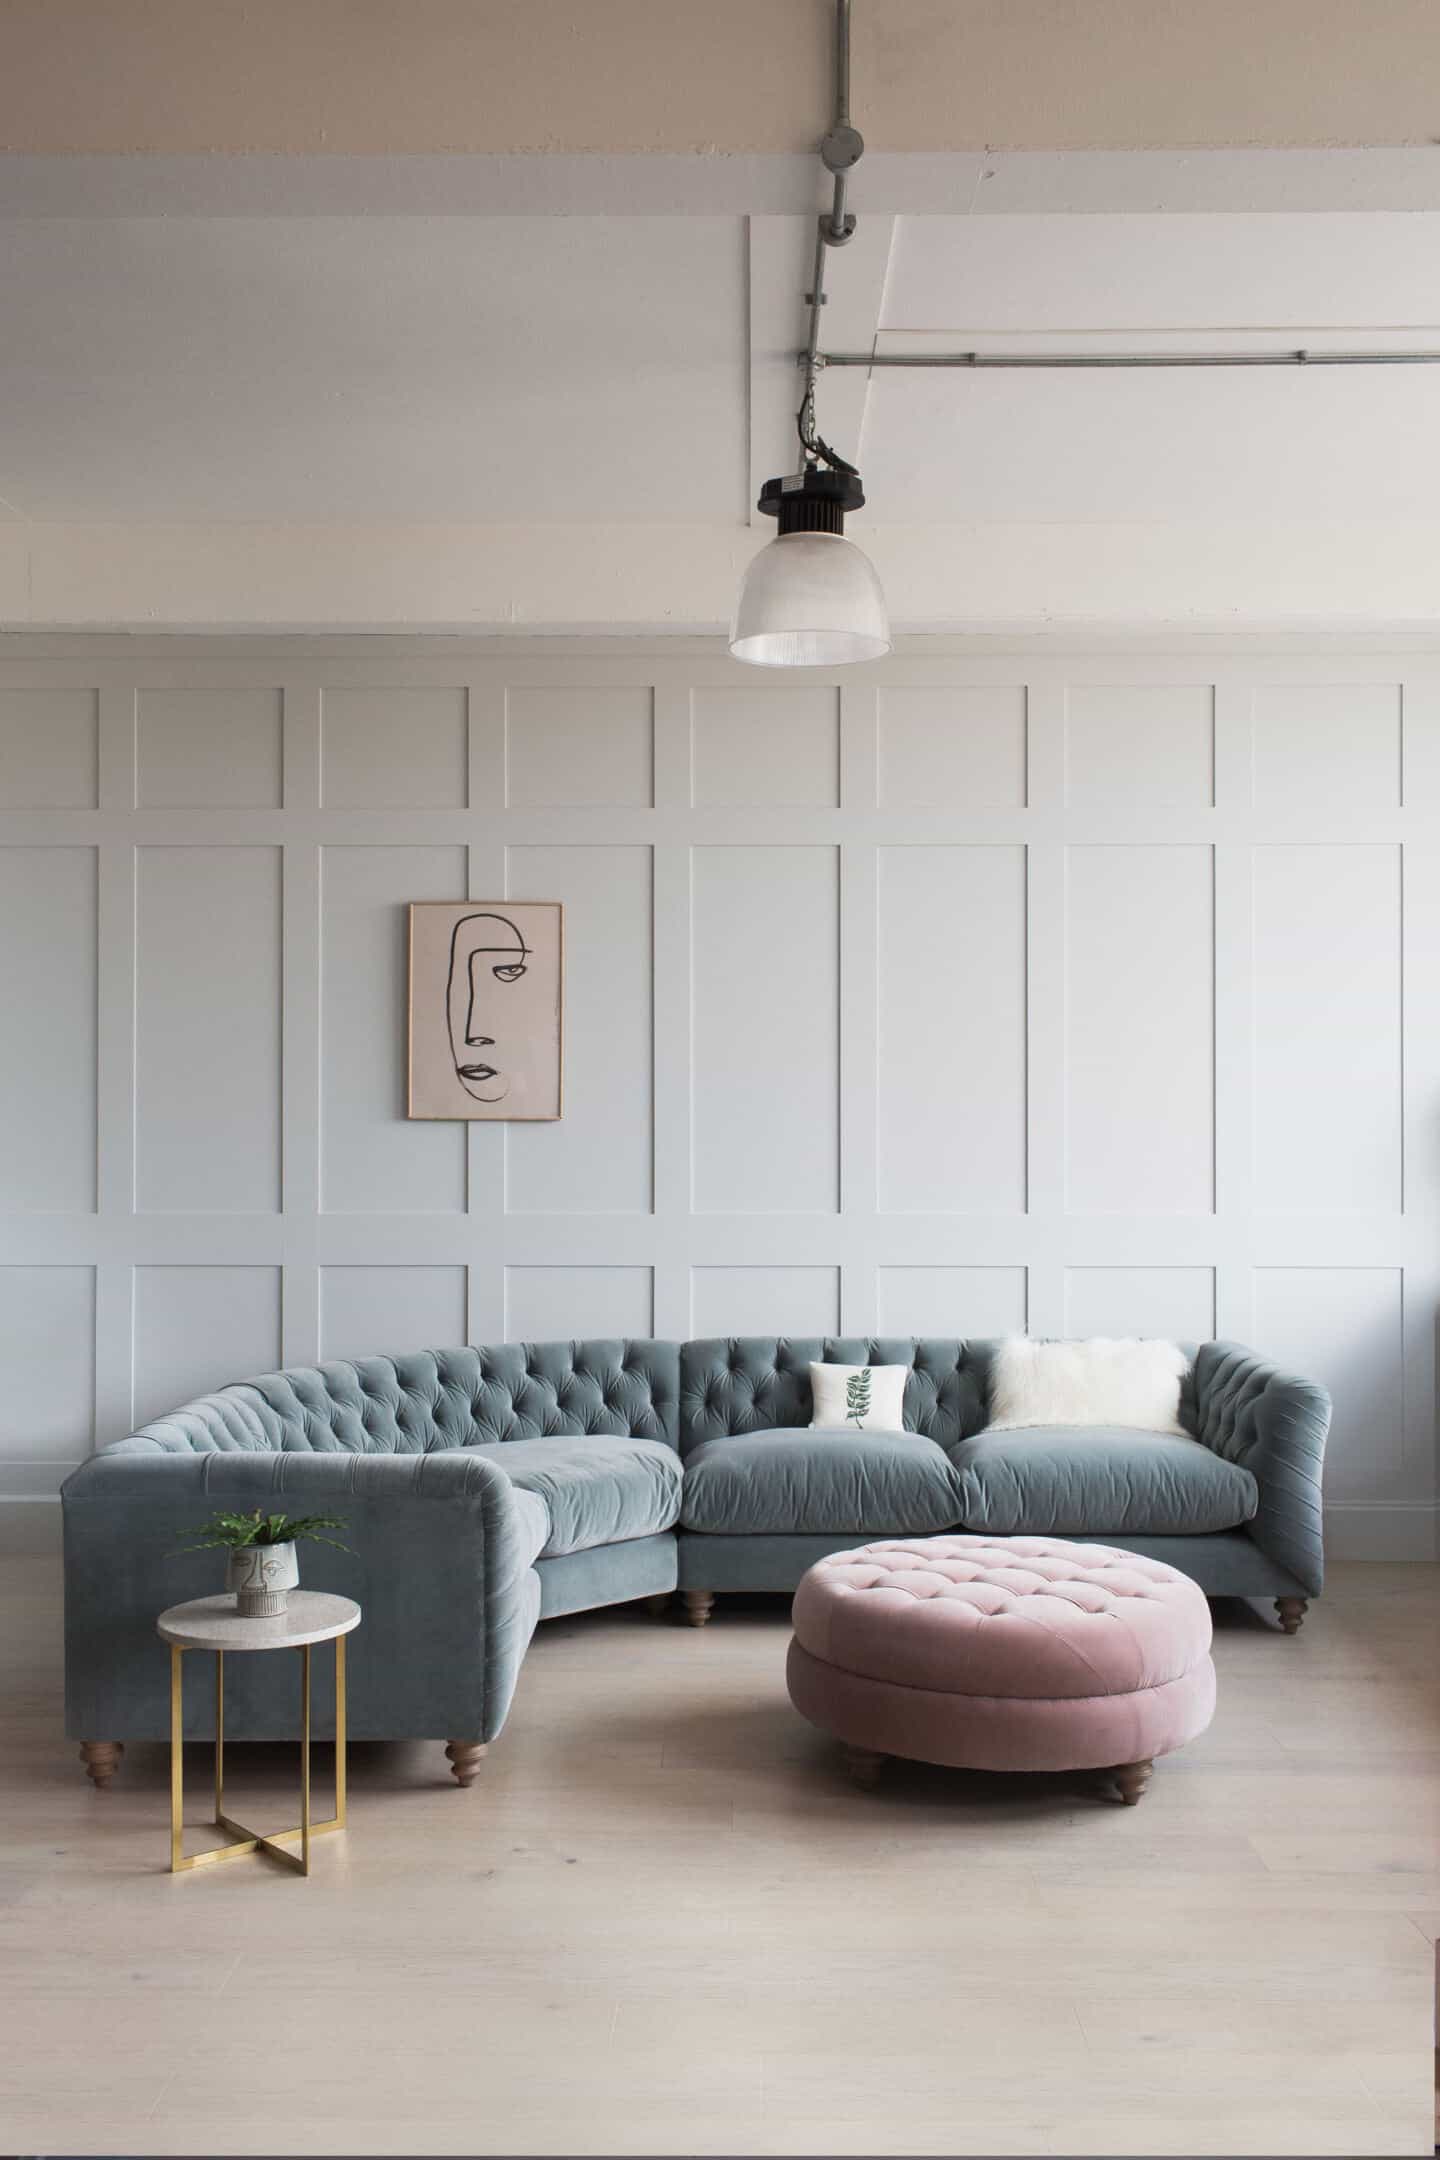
3,1520,1437,2158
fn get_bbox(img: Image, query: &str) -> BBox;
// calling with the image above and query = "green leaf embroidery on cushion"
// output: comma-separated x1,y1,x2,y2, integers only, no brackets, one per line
845,1368,872,1428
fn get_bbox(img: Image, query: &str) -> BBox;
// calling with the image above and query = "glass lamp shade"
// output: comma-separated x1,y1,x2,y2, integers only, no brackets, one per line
729,530,891,667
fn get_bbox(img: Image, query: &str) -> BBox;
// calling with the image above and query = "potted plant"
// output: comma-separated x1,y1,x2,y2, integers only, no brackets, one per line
173,1509,352,1617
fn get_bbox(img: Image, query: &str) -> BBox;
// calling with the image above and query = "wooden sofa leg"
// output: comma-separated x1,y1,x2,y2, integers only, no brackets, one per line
642,1592,672,1617
682,1590,715,1629
1275,1597,1309,1635
79,1741,123,1790
1111,1759,1153,1806
843,1745,888,1790
444,1741,487,1788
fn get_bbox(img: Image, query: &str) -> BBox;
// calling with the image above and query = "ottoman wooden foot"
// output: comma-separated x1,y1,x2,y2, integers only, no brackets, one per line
79,1740,123,1789
842,1745,888,1789
1111,1758,1153,1806
642,1593,672,1617
444,1741,487,1788
1275,1596,1309,1635
682,1590,715,1629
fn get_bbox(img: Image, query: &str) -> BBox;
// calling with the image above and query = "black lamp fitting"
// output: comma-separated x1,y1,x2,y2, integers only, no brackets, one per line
756,465,867,536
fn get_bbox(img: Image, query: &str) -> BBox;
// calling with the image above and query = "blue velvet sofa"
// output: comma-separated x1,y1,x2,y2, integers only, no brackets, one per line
62,1335,1329,1788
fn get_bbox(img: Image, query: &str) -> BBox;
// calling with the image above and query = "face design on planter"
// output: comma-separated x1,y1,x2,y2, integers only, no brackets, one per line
235,1549,279,1589
445,911,532,1104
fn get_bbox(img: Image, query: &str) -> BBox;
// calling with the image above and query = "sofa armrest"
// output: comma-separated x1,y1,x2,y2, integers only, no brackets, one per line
1190,1341,1331,1596
62,1448,547,1745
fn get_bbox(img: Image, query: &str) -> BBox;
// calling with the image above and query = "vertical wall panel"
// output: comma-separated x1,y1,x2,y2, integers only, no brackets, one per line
135,846,282,1213
1252,845,1402,1213
0,846,97,1212
690,1266,841,1338
1065,845,1214,1215
691,688,839,808
320,1265,468,1364
0,1266,94,1462
321,687,468,808
0,688,98,807
877,845,1026,1213
504,1265,654,1341
505,844,653,1214
1064,1266,1216,1342
136,688,282,808
1065,686,1214,808
1252,685,1402,809
691,845,839,1213
877,686,1027,809
320,844,468,1213
1254,1266,1405,1503
132,1265,282,1428
875,1266,1027,1338
506,687,653,808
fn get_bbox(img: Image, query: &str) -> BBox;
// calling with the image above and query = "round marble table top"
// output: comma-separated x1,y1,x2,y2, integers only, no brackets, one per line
157,1591,361,1652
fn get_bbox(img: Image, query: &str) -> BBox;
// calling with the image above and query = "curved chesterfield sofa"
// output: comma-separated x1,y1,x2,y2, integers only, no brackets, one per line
62,1334,1328,1787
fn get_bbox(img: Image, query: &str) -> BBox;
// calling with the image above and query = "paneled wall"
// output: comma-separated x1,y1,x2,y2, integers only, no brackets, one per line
1,638,1436,1558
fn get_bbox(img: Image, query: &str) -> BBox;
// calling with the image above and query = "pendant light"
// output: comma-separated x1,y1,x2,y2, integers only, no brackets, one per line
730,464,889,668
731,0,889,668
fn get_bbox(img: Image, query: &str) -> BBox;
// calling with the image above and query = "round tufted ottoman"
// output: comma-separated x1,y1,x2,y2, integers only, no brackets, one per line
786,1535,1216,1804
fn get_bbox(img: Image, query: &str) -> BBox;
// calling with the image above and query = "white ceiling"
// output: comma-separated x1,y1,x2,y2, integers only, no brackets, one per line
3,205,1440,528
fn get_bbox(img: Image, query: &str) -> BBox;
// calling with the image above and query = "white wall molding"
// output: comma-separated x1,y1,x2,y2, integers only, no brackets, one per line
0,634,1434,1563
9,632,1440,661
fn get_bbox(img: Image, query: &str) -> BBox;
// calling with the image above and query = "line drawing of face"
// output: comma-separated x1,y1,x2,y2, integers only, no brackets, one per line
446,911,531,1103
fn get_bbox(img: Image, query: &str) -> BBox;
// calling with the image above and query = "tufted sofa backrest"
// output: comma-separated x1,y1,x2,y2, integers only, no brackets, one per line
106,1342,680,1456
679,1338,997,1456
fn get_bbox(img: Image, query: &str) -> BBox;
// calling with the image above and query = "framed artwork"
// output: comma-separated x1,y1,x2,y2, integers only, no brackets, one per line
407,900,563,1120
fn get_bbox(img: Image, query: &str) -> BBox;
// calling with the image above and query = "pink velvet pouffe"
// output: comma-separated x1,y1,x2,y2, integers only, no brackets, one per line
787,1535,1216,1805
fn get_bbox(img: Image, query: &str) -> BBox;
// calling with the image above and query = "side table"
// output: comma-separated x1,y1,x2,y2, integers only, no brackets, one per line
156,1590,361,1877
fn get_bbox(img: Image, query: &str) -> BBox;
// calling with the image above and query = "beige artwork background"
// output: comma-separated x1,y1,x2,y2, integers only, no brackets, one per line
408,900,563,1120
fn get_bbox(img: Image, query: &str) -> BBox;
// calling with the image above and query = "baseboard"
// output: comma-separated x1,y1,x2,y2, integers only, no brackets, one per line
1323,1502,1439,1562
0,1464,73,1500
0,1495,62,1556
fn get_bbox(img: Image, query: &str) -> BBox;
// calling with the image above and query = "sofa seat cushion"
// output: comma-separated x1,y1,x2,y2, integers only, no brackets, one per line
508,1485,554,1571
681,1429,965,1537
473,1436,682,1559
950,1426,1258,1537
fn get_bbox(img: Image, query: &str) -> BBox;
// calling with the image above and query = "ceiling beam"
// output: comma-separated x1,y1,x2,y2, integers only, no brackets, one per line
4,2,1440,157
7,149,1440,220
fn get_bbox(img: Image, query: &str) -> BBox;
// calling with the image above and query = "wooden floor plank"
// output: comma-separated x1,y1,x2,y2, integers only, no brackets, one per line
3,1544,1436,2157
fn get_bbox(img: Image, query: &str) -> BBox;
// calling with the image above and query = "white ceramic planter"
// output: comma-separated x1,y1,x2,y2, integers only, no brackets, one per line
227,1540,300,1617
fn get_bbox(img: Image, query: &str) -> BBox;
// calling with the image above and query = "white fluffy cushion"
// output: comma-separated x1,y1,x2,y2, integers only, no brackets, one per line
809,1362,908,1434
986,1337,1188,1436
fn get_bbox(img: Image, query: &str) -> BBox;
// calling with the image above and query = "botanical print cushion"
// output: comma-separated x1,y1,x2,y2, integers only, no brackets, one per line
809,1362,909,1434
986,1336,1188,1436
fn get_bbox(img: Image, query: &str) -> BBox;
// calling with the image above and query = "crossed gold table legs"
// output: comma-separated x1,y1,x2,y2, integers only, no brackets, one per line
168,1637,347,1875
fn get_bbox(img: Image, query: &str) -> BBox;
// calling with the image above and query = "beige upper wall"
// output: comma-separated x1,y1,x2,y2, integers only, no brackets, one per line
3,1,1440,154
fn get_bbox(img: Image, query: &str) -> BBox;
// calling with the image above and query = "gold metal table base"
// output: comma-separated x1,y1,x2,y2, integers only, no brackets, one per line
169,1635,347,1876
